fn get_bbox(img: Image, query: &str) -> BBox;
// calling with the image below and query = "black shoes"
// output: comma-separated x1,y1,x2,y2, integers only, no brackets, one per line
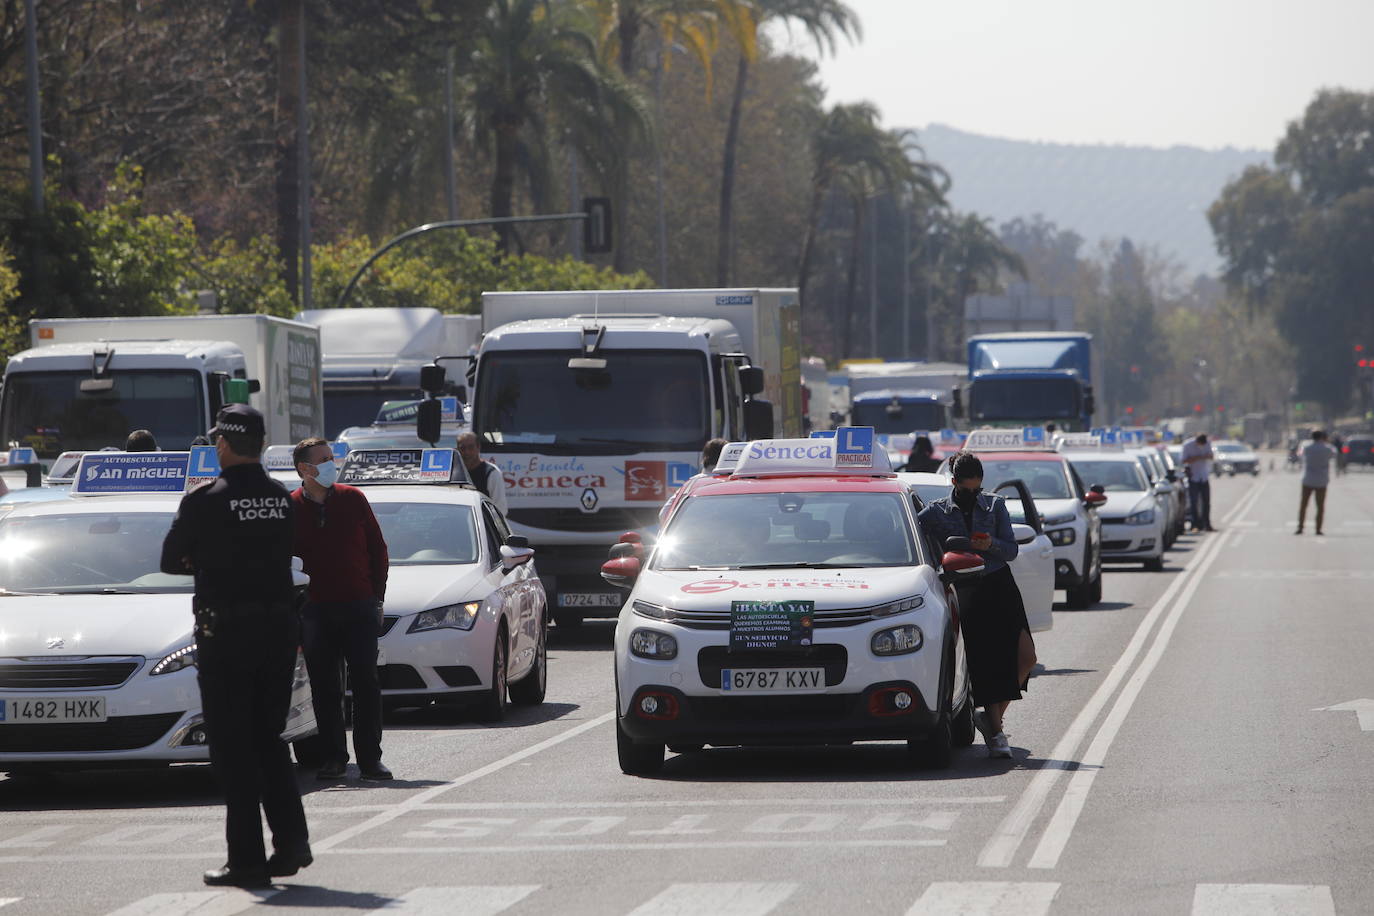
360,762,393,781
203,864,271,888
267,845,313,877
316,760,346,780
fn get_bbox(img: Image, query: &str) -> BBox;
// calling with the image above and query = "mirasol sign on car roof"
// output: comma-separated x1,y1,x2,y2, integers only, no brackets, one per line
339,448,473,486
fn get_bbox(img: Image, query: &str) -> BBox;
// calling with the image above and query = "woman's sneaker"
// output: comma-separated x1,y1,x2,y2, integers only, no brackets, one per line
989,733,1012,758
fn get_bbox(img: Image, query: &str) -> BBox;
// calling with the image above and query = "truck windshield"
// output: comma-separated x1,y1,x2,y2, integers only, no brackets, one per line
0,371,206,459
851,400,945,434
971,376,1079,421
655,491,919,569
475,350,709,454
324,389,422,439
0,511,193,593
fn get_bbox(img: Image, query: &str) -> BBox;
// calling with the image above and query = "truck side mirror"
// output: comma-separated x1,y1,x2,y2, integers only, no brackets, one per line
223,378,252,405
1083,386,1095,417
739,366,765,396
744,399,774,440
420,363,447,395
416,398,442,446
952,389,964,419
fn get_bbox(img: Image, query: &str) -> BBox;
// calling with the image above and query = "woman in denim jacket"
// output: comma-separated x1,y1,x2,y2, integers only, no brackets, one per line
917,451,1037,758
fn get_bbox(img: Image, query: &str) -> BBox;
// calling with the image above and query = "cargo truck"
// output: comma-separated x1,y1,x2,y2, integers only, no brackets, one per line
470,288,800,626
961,331,1098,432
1,315,322,460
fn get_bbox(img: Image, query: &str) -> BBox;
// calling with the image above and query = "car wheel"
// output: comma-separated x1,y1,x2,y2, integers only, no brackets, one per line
950,694,976,747
617,717,665,775
1144,556,1164,572
508,617,547,707
553,610,583,629
1089,568,1103,602
473,628,509,723
909,715,953,769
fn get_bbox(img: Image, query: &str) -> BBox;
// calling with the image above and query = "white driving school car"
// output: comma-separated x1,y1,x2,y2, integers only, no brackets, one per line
1062,443,1171,571
0,451,316,771
606,429,982,775
339,448,547,721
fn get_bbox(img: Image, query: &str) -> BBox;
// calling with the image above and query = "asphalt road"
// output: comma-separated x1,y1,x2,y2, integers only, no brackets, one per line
4,461,1373,915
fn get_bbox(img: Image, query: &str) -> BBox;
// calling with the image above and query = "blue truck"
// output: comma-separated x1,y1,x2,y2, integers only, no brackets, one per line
961,331,1097,431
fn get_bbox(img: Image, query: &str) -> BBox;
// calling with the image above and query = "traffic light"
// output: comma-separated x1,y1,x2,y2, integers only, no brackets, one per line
1124,406,1134,415
583,197,613,254
1193,404,1203,413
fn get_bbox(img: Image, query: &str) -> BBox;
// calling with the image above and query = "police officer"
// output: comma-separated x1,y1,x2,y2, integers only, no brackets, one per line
160,405,311,888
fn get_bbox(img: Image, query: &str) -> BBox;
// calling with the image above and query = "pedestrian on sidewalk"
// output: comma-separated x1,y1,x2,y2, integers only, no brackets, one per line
1180,433,1214,531
292,436,393,782
1296,430,1336,535
917,451,1036,759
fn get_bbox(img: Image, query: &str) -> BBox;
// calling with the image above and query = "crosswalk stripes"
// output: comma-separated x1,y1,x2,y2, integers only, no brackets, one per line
906,882,1060,915
103,889,280,916
1192,884,1336,915
0,900,20,909
627,883,798,916
363,886,538,915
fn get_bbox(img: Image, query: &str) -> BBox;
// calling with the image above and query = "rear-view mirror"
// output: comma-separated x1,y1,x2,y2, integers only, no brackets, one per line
940,550,985,583
744,399,774,440
601,556,640,589
739,365,765,396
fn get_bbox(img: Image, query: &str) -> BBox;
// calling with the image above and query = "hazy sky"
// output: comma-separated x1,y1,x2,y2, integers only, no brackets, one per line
770,0,1374,151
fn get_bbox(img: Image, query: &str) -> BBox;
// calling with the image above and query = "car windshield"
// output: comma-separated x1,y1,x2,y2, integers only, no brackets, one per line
910,482,1031,524
370,501,479,565
0,511,193,593
655,491,919,569
474,350,709,454
1068,459,1148,492
980,459,1074,500
1215,443,1248,453
970,376,1080,420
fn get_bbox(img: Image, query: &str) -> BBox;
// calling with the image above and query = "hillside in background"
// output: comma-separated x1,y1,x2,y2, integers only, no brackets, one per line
916,124,1271,277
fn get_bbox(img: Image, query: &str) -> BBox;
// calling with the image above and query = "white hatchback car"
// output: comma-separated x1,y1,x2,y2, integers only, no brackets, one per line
606,433,981,775
338,448,547,721
1064,451,1170,571
0,452,316,772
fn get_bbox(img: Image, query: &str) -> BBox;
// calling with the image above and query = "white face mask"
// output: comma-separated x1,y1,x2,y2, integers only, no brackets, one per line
314,459,339,488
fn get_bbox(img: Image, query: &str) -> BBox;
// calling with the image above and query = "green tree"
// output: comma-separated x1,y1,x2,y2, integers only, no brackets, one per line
924,212,1025,361
716,0,858,285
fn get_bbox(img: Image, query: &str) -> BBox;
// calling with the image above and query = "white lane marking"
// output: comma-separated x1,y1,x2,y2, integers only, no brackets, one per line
366,886,538,915
628,882,796,916
1028,527,1239,869
978,477,1266,869
321,796,1005,813
1215,570,1374,579
1313,698,1374,731
84,825,204,847
906,881,1059,915
1191,883,1335,915
104,889,280,916
0,826,70,848
313,711,613,852
336,840,945,854
0,900,19,909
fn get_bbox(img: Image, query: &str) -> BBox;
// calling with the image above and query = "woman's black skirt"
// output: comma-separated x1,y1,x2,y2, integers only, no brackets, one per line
956,565,1032,707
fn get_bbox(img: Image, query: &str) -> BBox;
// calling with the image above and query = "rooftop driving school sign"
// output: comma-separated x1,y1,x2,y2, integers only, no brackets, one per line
72,452,192,494
834,426,875,468
0,448,36,467
340,448,471,486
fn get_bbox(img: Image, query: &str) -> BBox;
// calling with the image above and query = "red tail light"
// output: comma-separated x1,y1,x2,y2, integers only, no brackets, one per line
1342,446,1350,454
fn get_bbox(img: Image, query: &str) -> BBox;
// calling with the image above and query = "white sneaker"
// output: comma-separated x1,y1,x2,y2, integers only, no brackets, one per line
989,732,1012,758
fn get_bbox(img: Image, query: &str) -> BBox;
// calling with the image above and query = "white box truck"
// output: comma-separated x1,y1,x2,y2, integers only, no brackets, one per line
1,315,322,460
470,288,800,626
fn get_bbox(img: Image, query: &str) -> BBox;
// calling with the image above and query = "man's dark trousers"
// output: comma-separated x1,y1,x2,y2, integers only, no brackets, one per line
196,605,308,869
303,600,382,767
1188,478,1211,530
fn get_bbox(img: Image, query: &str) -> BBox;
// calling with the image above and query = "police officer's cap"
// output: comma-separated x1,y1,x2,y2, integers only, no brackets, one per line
208,404,266,438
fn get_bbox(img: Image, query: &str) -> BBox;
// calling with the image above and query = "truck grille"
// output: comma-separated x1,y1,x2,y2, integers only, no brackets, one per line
2,713,181,752
508,507,663,533
0,659,141,689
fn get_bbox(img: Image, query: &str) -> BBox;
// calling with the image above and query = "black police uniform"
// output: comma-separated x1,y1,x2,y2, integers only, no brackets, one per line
160,417,308,882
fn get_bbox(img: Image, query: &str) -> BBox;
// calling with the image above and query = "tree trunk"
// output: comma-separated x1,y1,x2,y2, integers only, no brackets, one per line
797,180,829,310
611,7,643,273
490,117,519,254
275,0,303,305
842,200,864,360
716,53,749,287
617,6,641,76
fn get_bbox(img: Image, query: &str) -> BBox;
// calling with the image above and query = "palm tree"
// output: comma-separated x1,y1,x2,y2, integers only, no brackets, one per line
467,0,650,253
717,0,859,286
926,212,1026,360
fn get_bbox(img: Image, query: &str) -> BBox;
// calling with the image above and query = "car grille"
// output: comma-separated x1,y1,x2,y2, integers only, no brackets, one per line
507,507,663,533
0,659,141,689
1101,540,1132,551
381,616,400,636
670,603,890,631
1,713,181,752
697,645,848,688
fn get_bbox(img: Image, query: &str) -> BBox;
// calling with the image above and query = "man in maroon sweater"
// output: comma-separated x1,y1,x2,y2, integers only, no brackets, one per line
291,437,392,781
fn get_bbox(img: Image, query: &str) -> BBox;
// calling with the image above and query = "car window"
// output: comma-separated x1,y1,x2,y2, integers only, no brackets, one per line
0,511,192,593
479,506,504,566
656,491,919,569
370,502,479,565
1068,459,1148,492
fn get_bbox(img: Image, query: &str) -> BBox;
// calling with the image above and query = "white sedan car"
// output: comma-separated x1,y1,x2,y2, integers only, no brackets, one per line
0,463,316,772
1065,452,1171,571
899,473,1056,633
341,450,547,721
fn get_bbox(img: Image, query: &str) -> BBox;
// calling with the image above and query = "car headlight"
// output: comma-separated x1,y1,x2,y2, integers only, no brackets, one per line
1047,527,1076,546
150,643,197,676
871,624,923,656
630,628,678,659
1125,508,1155,525
872,595,924,618
1042,511,1077,527
408,601,481,633
632,599,674,620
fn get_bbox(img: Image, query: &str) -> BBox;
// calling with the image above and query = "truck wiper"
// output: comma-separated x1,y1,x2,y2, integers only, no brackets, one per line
734,562,856,570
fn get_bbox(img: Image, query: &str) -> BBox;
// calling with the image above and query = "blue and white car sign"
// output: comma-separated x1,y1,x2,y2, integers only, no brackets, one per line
0,447,37,467
835,426,875,468
72,452,191,495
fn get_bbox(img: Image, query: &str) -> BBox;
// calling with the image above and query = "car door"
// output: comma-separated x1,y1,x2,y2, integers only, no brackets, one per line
992,479,1055,632
481,502,536,679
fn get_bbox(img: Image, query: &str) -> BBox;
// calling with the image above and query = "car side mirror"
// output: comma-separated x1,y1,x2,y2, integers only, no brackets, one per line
601,556,640,589
1153,481,1173,495
940,550,985,584
500,536,534,570
1085,487,1107,507
1011,523,1037,545
944,535,972,552
1165,470,1177,482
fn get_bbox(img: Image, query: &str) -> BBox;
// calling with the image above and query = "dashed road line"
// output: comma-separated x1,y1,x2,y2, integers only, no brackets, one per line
1191,883,1335,915
627,882,796,916
906,881,1060,915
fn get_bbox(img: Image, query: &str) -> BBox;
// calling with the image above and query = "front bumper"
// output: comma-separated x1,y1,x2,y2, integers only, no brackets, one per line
376,614,494,705
1099,522,1163,560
